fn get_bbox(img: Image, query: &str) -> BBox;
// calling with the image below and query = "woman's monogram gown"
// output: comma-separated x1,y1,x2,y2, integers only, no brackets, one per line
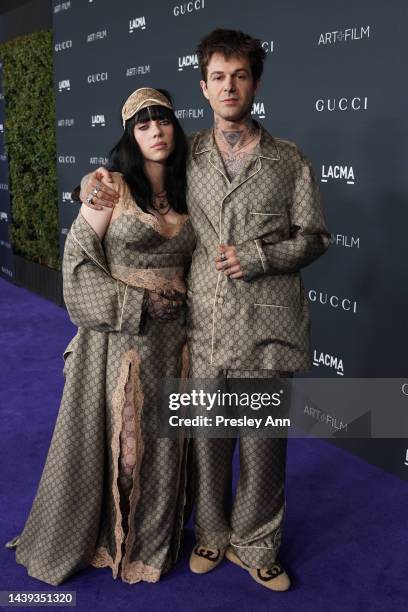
8,175,196,585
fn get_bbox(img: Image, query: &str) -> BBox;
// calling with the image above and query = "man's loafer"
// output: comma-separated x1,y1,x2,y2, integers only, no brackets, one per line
189,545,224,574
225,547,291,591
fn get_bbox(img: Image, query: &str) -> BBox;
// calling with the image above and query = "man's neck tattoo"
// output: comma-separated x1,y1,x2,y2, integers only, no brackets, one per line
213,116,260,180
214,116,258,151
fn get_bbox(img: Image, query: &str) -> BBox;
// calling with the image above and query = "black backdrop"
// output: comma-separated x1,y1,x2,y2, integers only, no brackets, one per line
47,0,408,477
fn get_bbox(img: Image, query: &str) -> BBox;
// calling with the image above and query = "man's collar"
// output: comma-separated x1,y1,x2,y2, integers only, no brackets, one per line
193,127,213,154
193,121,280,160
256,123,281,160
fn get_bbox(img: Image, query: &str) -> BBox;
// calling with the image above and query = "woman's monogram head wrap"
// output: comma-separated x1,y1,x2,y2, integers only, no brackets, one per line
121,87,173,127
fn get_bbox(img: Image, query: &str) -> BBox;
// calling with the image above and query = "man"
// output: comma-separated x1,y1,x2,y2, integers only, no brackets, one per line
78,29,330,591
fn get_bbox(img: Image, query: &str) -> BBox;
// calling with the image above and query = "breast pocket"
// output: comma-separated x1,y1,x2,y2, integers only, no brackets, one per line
246,208,289,241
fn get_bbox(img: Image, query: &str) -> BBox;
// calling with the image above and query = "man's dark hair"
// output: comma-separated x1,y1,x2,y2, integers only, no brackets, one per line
108,89,188,215
197,28,266,83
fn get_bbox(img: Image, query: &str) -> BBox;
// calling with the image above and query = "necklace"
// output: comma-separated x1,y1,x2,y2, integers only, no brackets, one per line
152,189,171,215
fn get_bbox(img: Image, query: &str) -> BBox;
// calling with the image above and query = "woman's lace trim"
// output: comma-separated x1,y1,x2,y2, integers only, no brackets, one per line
90,547,160,584
121,560,161,584
110,265,186,293
110,176,188,239
89,350,144,579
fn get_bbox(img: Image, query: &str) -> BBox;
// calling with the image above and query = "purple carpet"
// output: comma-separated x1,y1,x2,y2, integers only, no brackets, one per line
0,277,407,611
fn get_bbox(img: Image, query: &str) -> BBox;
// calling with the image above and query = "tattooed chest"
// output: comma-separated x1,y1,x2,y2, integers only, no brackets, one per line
220,150,251,181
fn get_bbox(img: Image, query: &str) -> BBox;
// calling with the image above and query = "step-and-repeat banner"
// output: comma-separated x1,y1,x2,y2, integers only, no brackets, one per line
0,61,14,281
52,0,408,476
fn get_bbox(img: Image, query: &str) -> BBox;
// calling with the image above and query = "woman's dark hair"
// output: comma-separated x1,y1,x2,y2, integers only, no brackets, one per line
197,29,266,83
108,89,188,214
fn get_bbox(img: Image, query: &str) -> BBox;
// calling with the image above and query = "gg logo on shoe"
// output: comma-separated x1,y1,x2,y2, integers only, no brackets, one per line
194,546,221,562
257,564,284,581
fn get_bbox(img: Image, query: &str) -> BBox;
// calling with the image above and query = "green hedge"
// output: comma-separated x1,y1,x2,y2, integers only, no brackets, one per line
0,31,59,269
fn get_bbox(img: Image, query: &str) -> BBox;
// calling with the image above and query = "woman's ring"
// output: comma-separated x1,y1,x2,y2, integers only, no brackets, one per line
85,194,94,205
220,252,227,262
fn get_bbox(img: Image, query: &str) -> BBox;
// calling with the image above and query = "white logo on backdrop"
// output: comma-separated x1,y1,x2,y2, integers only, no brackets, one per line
308,290,357,314
57,119,74,127
318,26,370,45
1,266,13,277
87,30,108,43
129,17,147,33
321,164,355,184
178,54,199,71
173,0,205,16
251,102,266,120
91,115,106,127
261,41,274,53
62,192,73,203
54,1,71,13
0,183,8,190
0,212,8,222
304,403,347,431
126,65,150,77
54,40,73,52
90,157,109,166
330,234,360,249
58,79,71,92
313,350,344,376
175,108,204,119
315,97,368,112
58,155,76,164
87,72,108,84
0,124,3,133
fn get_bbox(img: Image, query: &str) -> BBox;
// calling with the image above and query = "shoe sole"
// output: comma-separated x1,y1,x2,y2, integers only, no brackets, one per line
189,558,224,574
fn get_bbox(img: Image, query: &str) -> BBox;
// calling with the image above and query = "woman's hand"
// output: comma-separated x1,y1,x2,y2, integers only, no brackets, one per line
79,169,120,239
80,168,120,210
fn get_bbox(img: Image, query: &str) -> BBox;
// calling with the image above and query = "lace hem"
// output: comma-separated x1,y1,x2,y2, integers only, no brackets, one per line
90,546,115,570
121,560,161,584
109,350,144,579
119,353,145,580
90,547,160,584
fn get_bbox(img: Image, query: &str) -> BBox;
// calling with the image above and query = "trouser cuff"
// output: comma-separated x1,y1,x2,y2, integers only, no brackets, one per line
229,525,283,568
195,524,231,549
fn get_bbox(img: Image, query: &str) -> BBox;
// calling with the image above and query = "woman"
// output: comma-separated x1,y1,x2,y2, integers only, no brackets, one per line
7,88,196,585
